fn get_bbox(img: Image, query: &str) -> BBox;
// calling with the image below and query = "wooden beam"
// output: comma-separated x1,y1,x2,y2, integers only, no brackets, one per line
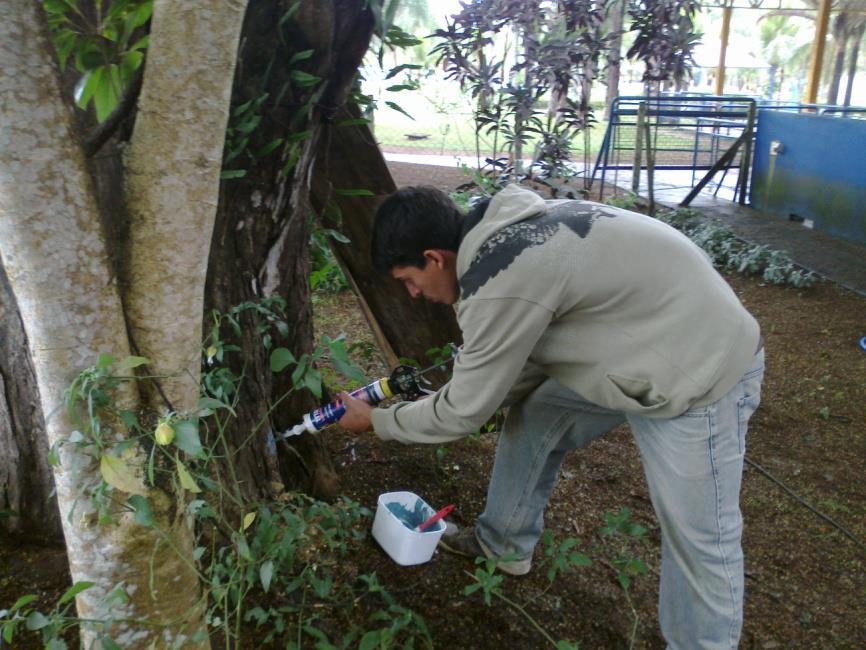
715,4,733,96
804,0,832,104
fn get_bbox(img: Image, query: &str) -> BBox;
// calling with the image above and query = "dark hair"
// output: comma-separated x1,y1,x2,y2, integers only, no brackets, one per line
371,186,465,274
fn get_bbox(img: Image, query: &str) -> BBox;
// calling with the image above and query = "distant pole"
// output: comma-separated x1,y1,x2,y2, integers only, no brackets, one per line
714,2,733,96
804,0,832,105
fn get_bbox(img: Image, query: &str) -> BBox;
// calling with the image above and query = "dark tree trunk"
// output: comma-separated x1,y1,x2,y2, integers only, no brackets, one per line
826,14,848,106
204,0,380,503
0,266,61,542
604,0,625,120
310,106,462,371
843,24,864,107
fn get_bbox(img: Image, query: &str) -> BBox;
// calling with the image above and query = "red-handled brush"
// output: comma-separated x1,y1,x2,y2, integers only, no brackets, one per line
416,504,455,532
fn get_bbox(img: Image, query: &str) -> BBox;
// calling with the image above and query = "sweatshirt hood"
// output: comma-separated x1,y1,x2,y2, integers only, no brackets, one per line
456,184,546,277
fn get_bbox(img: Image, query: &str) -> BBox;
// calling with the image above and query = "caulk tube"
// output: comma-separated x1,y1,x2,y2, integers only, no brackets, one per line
298,378,393,433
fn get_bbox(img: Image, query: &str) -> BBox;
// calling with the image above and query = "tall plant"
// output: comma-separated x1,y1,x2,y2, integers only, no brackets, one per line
431,0,612,191
626,0,701,93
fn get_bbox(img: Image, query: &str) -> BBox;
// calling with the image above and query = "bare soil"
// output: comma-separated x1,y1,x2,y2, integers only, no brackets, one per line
2,163,864,648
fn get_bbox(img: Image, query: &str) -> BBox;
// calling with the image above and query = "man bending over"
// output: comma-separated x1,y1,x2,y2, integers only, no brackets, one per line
339,184,764,650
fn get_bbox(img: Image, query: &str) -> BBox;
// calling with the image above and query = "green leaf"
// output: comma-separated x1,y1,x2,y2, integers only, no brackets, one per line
25,611,49,631
334,188,374,197
47,441,61,467
175,458,201,493
12,594,38,610
116,355,149,370
119,410,139,428
385,63,422,79
303,367,322,399
58,581,94,605
385,83,416,92
234,533,252,561
173,420,204,458
96,352,117,369
197,396,235,416
322,228,350,243
289,70,321,87
260,560,274,592
256,138,284,157
130,35,150,51
220,169,247,180
289,49,315,64
359,630,381,650
270,347,296,372
127,495,154,526
279,144,301,178
385,100,414,121
92,65,121,122
242,512,256,530
119,50,143,84
100,454,146,496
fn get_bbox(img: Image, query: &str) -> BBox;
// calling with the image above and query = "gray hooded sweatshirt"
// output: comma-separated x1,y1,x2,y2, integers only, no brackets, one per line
371,184,761,444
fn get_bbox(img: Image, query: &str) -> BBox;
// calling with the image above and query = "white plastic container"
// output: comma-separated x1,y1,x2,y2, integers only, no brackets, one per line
372,491,446,566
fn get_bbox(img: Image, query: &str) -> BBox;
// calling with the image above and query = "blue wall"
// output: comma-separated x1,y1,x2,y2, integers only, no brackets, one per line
750,110,866,245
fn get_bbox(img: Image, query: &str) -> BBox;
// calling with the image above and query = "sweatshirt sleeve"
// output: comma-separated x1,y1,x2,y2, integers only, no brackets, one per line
371,297,553,444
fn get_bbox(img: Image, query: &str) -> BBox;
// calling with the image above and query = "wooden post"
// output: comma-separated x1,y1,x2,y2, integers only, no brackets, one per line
805,0,832,104
715,2,733,96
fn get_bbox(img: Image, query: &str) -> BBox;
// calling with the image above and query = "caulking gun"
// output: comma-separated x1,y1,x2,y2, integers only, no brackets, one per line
280,350,456,438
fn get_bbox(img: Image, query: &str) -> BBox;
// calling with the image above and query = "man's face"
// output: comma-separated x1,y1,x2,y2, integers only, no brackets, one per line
391,251,459,305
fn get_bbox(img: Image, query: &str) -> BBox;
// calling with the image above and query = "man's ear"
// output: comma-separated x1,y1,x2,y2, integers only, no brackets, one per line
422,249,446,269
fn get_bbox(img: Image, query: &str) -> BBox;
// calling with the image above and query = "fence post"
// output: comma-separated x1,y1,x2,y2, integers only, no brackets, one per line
737,101,756,205
631,101,646,194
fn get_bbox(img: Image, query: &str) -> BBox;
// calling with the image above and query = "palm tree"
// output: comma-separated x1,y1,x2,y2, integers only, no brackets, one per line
764,0,866,105
758,14,813,100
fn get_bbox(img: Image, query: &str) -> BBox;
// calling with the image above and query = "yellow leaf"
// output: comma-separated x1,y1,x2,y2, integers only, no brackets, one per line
243,512,256,530
100,454,146,496
175,458,201,493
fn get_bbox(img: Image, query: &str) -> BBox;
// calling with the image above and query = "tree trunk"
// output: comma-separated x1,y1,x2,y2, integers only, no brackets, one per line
0,267,60,541
203,0,374,504
310,105,463,369
605,0,625,119
826,13,847,105
843,24,864,107
0,0,250,645
124,0,247,414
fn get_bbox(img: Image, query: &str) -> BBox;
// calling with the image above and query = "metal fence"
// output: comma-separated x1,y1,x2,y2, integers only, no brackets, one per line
590,94,866,206
590,95,758,205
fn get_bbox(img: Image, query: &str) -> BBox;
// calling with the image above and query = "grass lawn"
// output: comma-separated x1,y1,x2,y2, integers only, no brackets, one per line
371,103,610,159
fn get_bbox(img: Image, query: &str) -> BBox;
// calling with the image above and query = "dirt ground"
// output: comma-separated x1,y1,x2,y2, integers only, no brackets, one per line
2,163,864,648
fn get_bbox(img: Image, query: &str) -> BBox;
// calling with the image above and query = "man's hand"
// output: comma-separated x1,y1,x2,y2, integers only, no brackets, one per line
338,392,374,433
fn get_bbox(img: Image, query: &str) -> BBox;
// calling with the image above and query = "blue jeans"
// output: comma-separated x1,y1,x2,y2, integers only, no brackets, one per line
477,350,764,649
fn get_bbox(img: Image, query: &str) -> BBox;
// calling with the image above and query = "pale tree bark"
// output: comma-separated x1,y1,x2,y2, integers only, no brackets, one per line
124,0,248,413
604,0,625,120
0,0,247,646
